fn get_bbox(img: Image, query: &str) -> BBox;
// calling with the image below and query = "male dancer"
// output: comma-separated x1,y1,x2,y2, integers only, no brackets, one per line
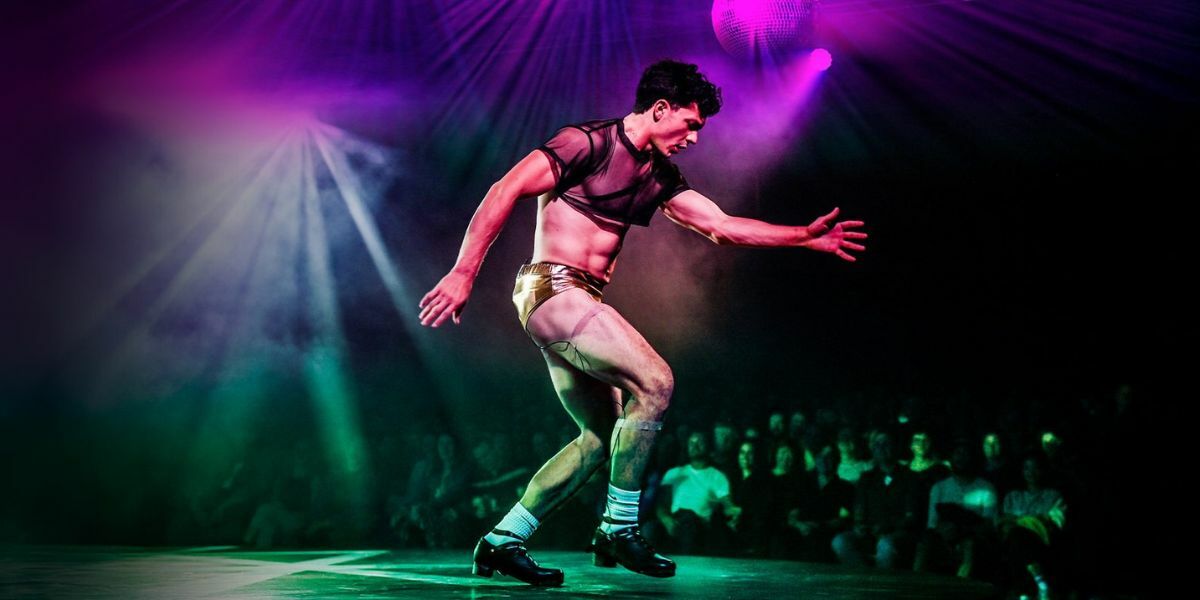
419,60,866,586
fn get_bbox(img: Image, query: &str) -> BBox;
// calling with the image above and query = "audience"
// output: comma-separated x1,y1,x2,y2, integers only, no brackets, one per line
138,383,1144,599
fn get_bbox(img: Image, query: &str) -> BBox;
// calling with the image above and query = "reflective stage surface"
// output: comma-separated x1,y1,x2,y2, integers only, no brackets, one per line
2,545,996,598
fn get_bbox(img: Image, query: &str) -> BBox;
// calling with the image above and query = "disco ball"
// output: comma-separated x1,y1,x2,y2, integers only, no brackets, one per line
712,0,818,61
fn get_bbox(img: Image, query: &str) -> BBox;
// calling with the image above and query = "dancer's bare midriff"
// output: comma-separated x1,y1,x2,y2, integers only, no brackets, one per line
530,190,628,284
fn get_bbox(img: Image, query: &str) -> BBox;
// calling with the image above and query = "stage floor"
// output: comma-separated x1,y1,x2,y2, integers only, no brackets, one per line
2,545,997,599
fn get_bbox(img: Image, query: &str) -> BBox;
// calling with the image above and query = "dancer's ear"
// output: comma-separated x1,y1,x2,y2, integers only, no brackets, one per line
653,100,669,121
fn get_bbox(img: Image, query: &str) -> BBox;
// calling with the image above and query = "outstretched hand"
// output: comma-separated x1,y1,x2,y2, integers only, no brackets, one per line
419,270,474,327
804,207,868,262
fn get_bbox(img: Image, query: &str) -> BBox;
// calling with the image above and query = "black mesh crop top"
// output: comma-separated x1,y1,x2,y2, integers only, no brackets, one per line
536,118,690,228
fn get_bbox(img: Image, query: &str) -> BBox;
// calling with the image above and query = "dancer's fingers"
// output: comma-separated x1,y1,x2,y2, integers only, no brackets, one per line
422,309,442,327
843,241,866,251
432,307,455,328
838,220,864,229
844,231,868,239
419,298,437,321
419,289,437,308
420,298,446,324
836,249,857,262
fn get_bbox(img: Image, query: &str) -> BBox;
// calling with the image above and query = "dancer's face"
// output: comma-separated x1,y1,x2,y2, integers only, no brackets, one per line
649,100,705,157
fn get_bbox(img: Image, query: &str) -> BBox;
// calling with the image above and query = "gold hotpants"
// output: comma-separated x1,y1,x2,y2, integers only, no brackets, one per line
513,261,606,333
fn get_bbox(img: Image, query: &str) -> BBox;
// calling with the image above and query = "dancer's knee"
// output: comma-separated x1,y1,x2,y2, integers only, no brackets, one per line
633,365,674,416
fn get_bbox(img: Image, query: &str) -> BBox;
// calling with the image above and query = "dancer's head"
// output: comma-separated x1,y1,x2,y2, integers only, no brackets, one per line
632,59,722,157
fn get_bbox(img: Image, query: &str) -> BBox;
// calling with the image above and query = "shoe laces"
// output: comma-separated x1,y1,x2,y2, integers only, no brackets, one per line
624,527,657,551
498,540,530,556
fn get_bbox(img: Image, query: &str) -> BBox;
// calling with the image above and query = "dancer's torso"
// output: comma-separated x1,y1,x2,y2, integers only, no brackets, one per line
531,194,625,284
529,118,690,284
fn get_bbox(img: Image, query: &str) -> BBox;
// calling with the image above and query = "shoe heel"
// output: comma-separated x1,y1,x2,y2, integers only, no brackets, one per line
593,552,617,568
473,562,495,577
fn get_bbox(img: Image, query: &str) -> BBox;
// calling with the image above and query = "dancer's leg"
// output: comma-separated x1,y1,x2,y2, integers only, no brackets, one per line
474,305,624,586
517,348,622,519
525,288,677,576
524,289,674,492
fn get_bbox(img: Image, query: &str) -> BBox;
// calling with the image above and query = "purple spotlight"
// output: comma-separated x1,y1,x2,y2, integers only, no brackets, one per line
810,48,832,71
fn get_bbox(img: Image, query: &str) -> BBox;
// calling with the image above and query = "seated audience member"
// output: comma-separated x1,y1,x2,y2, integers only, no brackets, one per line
729,440,772,556
388,433,476,549
787,409,817,472
981,431,1021,500
832,432,922,569
916,444,999,579
657,432,742,555
905,431,951,525
766,443,807,558
786,446,854,562
711,420,741,481
836,428,874,484
999,455,1067,599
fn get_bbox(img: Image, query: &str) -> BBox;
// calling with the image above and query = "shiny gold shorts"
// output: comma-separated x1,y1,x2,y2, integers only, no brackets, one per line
513,261,606,333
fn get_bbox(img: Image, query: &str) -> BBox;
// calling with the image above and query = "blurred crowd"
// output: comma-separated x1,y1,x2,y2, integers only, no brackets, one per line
174,383,1146,599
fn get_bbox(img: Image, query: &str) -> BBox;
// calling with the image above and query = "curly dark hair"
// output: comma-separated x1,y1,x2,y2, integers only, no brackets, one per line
633,59,723,117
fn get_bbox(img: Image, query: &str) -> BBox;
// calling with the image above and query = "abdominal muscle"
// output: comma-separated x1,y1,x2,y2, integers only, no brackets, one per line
530,193,626,284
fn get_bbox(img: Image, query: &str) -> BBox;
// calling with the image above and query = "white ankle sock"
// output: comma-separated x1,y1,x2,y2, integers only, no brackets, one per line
484,502,539,546
600,483,640,533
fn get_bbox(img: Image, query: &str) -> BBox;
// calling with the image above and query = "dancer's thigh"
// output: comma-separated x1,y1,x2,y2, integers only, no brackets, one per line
541,348,621,434
525,288,671,398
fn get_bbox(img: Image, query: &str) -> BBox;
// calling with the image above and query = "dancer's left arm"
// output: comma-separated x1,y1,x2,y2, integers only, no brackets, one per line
662,190,867,262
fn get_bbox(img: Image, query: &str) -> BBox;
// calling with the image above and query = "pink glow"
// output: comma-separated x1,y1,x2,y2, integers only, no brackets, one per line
811,48,833,71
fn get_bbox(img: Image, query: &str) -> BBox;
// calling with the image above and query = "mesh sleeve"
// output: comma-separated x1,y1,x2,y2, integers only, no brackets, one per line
537,126,595,187
659,161,691,205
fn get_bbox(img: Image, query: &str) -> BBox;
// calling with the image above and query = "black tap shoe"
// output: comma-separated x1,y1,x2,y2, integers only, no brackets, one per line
472,536,564,586
588,523,676,578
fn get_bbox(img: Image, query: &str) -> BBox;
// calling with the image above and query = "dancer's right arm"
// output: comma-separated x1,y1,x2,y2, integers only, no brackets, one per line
419,150,557,327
